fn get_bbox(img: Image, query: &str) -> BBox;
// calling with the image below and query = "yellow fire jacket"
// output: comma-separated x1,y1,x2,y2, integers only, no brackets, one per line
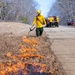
32,15,46,28
56,17,59,22
48,17,54,22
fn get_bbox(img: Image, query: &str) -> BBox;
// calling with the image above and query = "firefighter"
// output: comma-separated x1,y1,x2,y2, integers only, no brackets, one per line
55,16,59,27
31,10,46,37
48,16,54,27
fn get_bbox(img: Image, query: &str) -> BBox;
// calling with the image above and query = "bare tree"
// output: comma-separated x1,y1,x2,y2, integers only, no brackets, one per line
48,0,75,25
0,0,37,24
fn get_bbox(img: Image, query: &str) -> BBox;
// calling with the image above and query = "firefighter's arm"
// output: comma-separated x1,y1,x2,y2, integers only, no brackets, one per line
43,18,46,25
32,17,36,26
57,18,59,22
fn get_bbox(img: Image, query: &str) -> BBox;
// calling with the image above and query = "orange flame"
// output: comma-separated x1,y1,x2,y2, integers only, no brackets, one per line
6,52,12,57
0,36,47,75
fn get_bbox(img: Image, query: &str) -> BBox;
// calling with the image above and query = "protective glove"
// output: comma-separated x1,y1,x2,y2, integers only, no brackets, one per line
30,27,35,31
30,28,33,31
30,25,36,31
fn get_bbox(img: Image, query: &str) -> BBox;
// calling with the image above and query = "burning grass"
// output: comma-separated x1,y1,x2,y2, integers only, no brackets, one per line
0,36,47,75
0,35,65,75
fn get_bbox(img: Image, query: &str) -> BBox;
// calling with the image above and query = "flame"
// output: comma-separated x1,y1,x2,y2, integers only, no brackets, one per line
22,36,38,47
0,36,47,75
6,52,12,57
11,64,18,72
0,70,6,75
16,61,25,69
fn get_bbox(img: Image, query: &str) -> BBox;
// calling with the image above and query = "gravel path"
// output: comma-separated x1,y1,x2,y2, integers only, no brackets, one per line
44,26,75,75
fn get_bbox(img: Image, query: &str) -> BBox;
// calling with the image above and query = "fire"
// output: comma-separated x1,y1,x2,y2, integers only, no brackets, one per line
0,70,5,75
22,36,38,47
11,64,18,72
6,52,12,57
0,36,47,75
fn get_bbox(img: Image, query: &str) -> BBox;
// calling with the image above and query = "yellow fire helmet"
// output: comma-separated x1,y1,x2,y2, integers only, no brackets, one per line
36,10,41,14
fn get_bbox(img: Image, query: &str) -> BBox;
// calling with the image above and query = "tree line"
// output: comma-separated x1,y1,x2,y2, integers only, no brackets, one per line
0,0,37,24
48,0,75,25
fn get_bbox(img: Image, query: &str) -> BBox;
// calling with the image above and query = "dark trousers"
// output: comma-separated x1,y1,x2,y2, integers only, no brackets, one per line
36,27,43,37
55,22,59,27
46,23,49,27
49,22,53,27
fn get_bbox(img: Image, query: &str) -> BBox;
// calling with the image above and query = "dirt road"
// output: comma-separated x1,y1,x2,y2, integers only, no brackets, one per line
44,26,75,75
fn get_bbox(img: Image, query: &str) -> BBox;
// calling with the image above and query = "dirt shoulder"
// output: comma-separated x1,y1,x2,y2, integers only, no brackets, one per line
0,22,65,75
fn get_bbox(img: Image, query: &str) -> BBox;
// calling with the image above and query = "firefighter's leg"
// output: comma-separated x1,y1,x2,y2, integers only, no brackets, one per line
55,22,57,27
57,22,59,27
56,22,59,27
51,22,53,27
40,27,43,36
53,22,55,27
36,28,40,37
49,22,51,27
51,22,52,27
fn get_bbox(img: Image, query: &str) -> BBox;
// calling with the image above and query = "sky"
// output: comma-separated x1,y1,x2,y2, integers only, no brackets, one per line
34,0,56,17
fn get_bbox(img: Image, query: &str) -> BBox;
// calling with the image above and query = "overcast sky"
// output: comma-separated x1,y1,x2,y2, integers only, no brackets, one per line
34,0,56,17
